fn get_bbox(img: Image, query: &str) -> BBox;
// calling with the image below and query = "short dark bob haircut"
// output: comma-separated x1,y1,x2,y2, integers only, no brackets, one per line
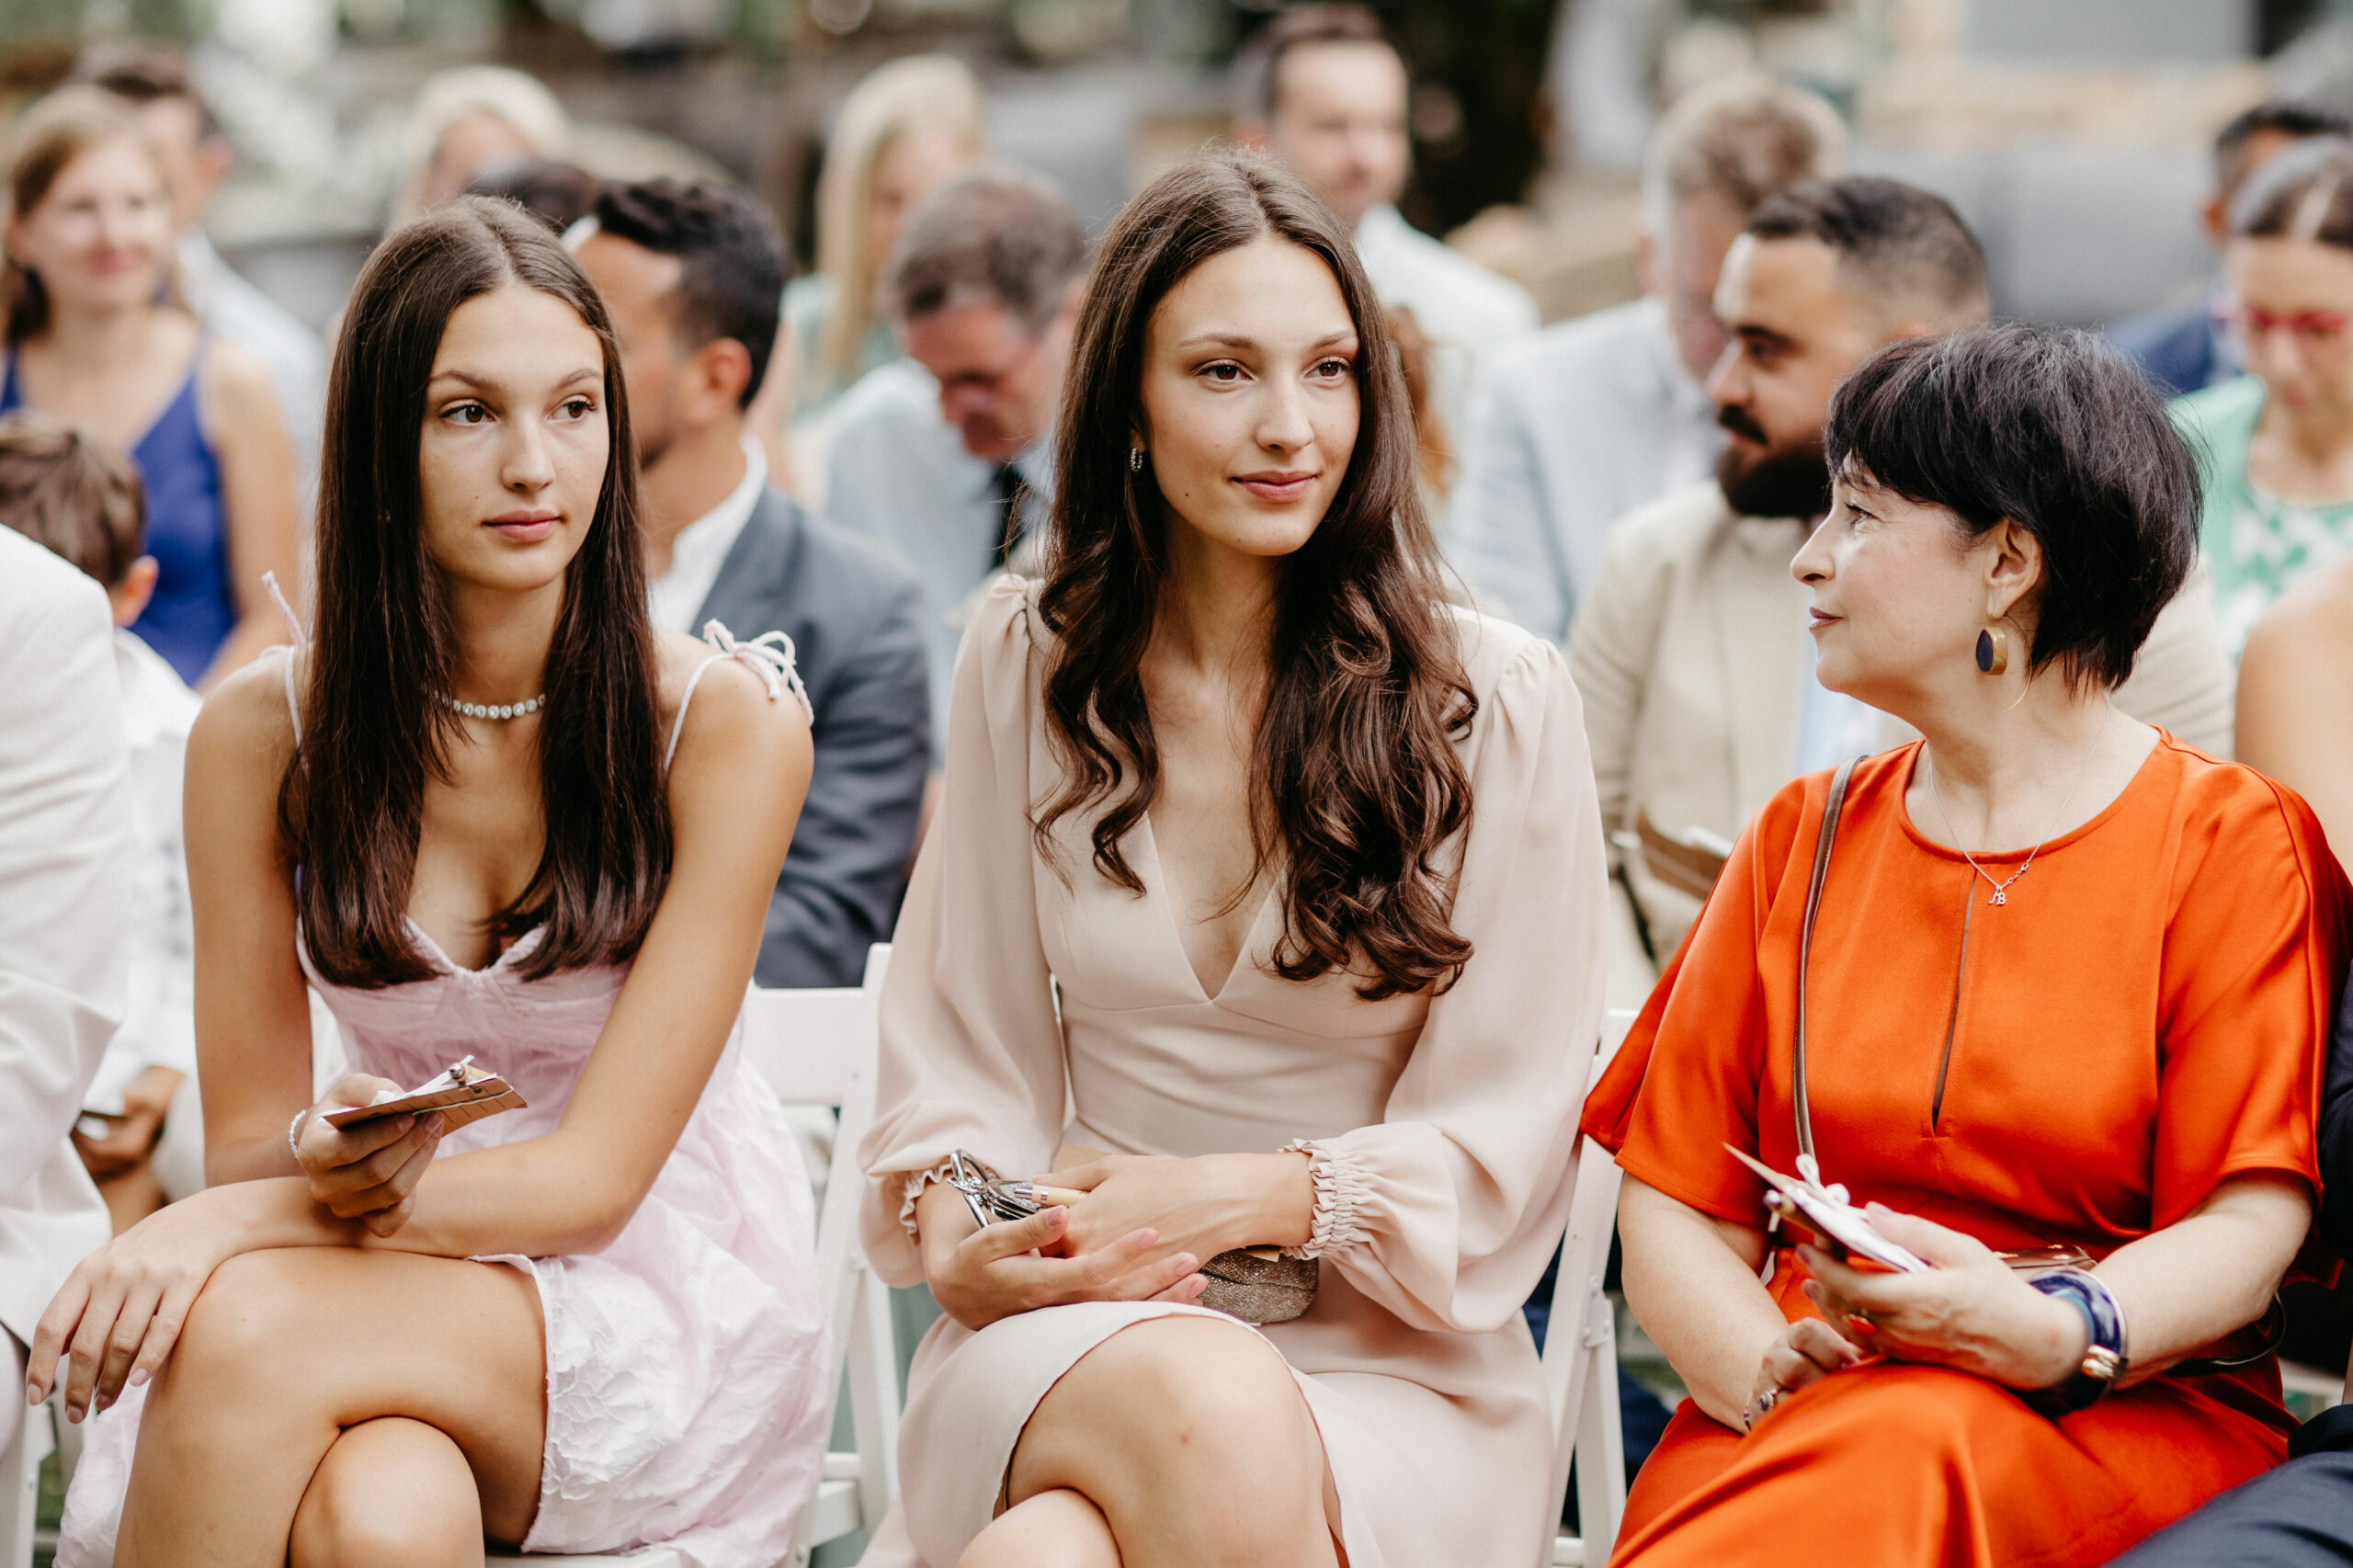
1824,324,2199,690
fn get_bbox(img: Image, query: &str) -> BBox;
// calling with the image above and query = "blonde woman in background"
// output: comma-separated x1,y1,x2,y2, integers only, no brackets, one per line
779,54,983,427
391,64,574,224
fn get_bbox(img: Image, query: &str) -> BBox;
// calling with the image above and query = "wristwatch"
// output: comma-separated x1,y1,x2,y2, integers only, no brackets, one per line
2021,1267,2128,1416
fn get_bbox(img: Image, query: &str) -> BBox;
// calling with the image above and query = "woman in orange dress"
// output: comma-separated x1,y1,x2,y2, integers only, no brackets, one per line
1584,323,2350,1568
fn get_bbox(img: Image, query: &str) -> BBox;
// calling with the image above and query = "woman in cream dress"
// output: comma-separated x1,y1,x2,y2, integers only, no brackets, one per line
856,151,1608,1568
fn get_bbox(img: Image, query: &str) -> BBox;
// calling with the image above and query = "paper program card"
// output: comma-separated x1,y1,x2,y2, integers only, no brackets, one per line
1724,1144,1930,1274
322,1056,527,1132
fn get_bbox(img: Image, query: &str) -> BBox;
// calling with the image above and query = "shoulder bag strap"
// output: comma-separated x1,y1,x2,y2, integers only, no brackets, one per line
1792,758,1859,1165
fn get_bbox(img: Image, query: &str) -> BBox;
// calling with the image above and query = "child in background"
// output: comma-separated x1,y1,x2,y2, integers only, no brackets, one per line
0,412,201,1229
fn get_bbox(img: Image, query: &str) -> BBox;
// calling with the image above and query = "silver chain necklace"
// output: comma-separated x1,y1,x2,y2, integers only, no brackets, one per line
1923,699,2112,907
444,692,545,722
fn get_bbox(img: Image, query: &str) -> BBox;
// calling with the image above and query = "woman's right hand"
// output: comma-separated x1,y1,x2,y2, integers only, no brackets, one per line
290,1075,446,1237
915,1181,1210,1331
1745,1316,1863,1431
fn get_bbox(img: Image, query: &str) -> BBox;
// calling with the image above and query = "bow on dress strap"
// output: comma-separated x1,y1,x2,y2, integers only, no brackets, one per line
695,622,813,724
663,622,814,773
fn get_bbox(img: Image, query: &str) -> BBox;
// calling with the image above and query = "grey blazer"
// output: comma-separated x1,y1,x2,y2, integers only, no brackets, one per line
694,487,931,989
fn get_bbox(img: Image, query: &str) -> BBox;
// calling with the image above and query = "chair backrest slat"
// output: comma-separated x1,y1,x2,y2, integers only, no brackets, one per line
1542,1007,1637,1567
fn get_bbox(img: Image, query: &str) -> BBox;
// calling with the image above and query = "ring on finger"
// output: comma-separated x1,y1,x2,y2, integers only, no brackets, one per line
1845,1308,1878,1335
1743,1382,1782,1432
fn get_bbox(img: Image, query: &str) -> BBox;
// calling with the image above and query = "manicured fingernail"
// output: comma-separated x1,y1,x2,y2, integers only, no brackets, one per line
1170,1254,1197,1273
66,1405,82,1424
1042,1206,1065,1225
129,1369,148,1387
1188,1277,1208,1298
23,1383,37,1407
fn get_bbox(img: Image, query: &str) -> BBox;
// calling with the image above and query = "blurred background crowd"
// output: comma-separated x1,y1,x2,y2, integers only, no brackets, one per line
7,0,2349,387
17,0,2353,1554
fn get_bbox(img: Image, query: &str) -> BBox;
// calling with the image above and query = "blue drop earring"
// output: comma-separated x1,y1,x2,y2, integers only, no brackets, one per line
1975,627,2009,676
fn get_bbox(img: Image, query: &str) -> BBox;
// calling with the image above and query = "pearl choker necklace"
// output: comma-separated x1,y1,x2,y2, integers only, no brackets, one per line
445,693,545,721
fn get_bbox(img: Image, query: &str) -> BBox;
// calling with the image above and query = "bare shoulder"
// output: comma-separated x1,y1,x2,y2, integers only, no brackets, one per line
2247,554,2353,671
188,651,301,799
197,337,287,428
653,629,811,777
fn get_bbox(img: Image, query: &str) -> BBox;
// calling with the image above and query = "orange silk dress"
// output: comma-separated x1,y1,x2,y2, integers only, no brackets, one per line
1580,735,2349,1568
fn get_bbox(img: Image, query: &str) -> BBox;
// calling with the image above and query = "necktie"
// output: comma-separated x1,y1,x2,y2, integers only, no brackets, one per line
990,464,1027,573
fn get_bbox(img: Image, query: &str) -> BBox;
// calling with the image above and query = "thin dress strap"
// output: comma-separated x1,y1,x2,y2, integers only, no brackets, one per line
664,622,814,774
262,571,307,749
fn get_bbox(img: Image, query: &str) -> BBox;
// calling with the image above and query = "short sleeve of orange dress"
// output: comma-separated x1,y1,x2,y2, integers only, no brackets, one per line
1582,736,2347,1256
1579,735,2353,1568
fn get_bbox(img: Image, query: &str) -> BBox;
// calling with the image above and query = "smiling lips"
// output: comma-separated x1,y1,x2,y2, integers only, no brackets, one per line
1234,470,1316,505
484,511,560,543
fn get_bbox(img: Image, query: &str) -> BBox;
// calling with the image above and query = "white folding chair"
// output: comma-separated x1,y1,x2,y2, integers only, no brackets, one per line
491,943,900,1568
1541,1007,1637,1568
3,1393,52,1568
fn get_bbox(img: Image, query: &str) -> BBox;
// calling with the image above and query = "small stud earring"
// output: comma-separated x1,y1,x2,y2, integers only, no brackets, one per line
1975,627,2009,676
1129,447,1144,472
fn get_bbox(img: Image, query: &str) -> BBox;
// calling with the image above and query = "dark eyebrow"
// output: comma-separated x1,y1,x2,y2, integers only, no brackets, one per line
1733,324,1796,352
1174,330,1358,352
427,367,604,392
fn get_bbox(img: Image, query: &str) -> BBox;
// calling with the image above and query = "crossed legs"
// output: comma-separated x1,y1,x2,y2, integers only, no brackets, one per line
113,1245,548,1568
958,1315,1344,1568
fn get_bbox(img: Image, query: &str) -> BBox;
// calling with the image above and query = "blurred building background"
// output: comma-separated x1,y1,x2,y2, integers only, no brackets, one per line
10,0,2353,337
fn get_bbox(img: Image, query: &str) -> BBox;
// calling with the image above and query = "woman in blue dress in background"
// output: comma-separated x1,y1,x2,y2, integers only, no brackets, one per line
2,87,299,689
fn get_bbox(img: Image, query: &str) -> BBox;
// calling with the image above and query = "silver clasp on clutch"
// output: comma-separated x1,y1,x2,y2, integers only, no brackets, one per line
946,1150,1040,1231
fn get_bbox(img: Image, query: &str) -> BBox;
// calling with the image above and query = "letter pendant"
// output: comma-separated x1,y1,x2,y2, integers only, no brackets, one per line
1988,888,2006,907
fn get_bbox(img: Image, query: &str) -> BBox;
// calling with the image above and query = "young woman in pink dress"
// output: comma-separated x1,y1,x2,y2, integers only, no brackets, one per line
856,150,1609,1568
28,197,830,1568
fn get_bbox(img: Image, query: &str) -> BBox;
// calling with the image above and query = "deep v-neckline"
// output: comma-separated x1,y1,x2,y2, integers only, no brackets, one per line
403,915,539,978
1136,813,1278,1003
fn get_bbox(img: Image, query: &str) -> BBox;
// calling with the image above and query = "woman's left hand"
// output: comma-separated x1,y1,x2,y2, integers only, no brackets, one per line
1798,1204,2086,1391
24,1186,247,1423
1048,1150,1313,1267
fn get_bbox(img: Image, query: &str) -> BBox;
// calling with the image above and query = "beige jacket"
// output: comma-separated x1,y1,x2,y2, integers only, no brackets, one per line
1568,483,2234,1003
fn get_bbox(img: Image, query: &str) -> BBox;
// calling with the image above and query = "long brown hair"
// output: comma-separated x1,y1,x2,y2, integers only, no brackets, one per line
285,197,668,987
1035,151,1475,1000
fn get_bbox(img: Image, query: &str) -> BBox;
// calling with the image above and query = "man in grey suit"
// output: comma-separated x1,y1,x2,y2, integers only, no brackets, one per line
576,177,929,989
825,167,1089,753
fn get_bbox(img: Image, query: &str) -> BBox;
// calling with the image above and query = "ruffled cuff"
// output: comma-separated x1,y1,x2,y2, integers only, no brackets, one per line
894,1156,964,1243
1279,1138,1370,1259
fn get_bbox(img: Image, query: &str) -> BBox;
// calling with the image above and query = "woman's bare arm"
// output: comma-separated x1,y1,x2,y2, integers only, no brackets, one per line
1803,1173,2311,1392
1617,1176,1785,1428
195,341,302,691
2239,561,2353,873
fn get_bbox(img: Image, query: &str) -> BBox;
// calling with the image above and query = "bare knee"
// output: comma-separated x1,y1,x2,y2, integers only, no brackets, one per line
959,1489,1120,1568
171,1248,321,1389
290,1418,483,1568
1021,1317,1323,1504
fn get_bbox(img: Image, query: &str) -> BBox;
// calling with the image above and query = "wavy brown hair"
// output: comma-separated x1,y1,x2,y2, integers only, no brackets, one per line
284,198,668,987
1035,151,1475,1000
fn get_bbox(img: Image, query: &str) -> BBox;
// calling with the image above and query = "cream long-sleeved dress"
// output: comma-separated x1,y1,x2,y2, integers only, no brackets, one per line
856,577,1608,1568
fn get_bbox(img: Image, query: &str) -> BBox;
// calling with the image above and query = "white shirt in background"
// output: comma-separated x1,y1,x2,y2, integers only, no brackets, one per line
176,230,327,506
825,358,1056,758
1352,202,1540,535
1454,297,1723,644
85,631,203,1117
647,436,769,633
0,528,130,1346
